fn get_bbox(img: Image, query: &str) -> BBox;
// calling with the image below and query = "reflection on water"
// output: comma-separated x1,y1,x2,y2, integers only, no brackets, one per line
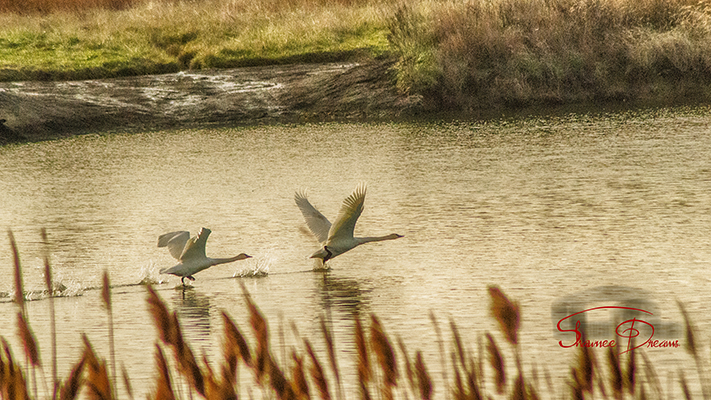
0,105,710,398
172,287,213,343
316,272,370,319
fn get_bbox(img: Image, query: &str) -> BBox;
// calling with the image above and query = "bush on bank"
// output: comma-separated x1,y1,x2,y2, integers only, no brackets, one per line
387,0,711,110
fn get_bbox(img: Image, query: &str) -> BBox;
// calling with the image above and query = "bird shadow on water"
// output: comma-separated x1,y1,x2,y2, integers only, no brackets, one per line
315,271,372,321
170,287,213,343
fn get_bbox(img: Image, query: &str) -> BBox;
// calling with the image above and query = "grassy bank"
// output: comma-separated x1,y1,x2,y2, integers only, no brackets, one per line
0,0,390,81
2,229,707,400
1,0,711,110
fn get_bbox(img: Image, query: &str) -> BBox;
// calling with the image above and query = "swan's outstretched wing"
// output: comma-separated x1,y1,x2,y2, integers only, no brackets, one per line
295,191,331,243
328,184,366,243
158,231,191,260
180,227,210,261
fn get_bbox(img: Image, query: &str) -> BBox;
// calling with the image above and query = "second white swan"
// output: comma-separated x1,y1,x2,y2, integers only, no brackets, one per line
295,183,403,266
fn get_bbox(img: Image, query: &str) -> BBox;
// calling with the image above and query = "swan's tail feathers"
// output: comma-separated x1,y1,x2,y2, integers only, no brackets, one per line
159,264,179,275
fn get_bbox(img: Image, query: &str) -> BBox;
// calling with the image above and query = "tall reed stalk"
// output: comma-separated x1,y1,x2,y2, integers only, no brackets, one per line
320,315,343,400
101,270,117,400
9,229,39,398
41,229,58,399
678,300,710,399
428,311,449,400
9,230,25,315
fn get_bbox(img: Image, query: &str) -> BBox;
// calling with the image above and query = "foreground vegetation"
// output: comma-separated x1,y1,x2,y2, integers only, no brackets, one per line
1,0,711,110
1,229,708,399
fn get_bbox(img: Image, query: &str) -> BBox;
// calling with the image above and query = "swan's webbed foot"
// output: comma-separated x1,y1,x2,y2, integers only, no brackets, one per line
180,276,196,285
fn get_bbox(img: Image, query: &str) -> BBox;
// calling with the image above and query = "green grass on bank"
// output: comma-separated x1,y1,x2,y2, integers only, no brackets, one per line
0,0,390,81
1,0,711,110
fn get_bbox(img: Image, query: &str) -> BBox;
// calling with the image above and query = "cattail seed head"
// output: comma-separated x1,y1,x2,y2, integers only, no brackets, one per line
488,286,520,346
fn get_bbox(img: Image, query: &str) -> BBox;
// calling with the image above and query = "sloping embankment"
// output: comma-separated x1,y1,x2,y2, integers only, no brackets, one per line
0,60,422,144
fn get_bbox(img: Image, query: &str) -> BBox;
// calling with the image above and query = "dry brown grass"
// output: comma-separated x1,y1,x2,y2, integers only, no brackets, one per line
16,312,40,368
82,334,114,400
152,344,175,400
305,340,331,400
0,0,376,14
389,0,711,109
58,355,85,400
607,345,623,399
3,0,708,112
1,337,31,400
0,0,140,13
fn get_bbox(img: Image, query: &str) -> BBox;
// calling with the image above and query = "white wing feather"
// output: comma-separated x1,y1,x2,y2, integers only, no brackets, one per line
327,184,366,243
179,228,210,261
157,231,191,260
295,191,332,243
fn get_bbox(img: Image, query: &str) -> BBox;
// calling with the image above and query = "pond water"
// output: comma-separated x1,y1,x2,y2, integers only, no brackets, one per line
1,105,710,399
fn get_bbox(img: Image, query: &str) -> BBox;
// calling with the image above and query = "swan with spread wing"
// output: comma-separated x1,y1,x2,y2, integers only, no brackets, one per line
158,227,251,284
295,184,403,266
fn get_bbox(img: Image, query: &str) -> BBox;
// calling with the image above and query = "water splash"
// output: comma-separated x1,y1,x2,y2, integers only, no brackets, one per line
312,258,331,272
10,278,85,302
49,277,84,298
138,261,168,285
233,252,271,278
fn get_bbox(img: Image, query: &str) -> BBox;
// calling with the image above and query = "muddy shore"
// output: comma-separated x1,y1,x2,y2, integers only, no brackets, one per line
0,60,422,144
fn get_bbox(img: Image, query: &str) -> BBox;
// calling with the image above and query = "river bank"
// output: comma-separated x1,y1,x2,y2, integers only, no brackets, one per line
3,0,711,145
0,59,422,144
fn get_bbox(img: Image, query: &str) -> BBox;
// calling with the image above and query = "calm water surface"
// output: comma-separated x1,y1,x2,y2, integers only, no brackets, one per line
1,105,710,398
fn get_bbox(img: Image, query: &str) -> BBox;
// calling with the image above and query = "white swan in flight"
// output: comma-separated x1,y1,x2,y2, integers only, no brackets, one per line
158,227,251,284
295,184,403,266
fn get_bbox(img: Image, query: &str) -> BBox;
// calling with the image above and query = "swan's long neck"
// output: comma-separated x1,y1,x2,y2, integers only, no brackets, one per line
355,233,403,245
210,254,250,265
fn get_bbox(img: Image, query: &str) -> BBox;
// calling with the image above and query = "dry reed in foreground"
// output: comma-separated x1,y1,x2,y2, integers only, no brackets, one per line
0,229,705,399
